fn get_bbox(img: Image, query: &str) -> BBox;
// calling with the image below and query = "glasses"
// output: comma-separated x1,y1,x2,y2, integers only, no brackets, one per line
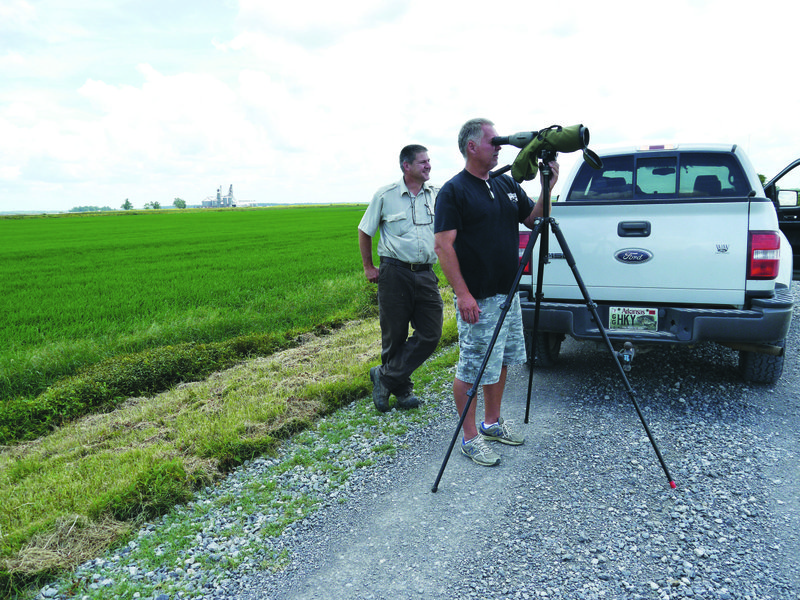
411,192,434,225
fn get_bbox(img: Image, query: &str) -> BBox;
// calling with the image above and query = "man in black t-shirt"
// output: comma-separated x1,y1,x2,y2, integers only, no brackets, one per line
434,118,558,467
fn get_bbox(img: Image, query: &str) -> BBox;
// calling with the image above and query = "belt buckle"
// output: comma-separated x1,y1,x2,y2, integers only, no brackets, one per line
410,263,422,271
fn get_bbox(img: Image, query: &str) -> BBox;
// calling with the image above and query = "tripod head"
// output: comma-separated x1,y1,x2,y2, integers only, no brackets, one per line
537,148,558,167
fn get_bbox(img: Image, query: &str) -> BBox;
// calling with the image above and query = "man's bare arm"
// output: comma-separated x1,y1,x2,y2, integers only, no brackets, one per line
435,229,480,324
358,229,379,283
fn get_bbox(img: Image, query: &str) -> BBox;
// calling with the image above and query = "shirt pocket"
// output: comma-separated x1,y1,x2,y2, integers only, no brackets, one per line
384,212,412,236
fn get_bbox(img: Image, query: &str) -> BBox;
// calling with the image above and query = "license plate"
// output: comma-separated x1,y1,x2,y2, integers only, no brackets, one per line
609,306,658,331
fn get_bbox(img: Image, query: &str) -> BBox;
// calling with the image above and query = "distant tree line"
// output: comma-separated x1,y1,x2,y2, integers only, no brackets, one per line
69,206,114,213
70,198,189,212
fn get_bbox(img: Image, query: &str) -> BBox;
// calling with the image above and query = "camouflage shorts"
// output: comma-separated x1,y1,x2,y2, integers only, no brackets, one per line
454,292,527,385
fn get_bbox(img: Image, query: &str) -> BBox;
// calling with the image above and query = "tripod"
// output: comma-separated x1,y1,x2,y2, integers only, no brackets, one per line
431,155,676,493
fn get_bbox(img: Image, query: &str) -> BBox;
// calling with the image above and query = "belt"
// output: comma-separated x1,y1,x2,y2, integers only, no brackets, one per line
381,257,433,272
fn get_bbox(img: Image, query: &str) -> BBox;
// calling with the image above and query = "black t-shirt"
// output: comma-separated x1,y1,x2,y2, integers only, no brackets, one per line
434,169,534,299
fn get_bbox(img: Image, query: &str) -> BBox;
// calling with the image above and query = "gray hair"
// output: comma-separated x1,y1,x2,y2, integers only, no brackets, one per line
399,144,428,172
458,118,494,158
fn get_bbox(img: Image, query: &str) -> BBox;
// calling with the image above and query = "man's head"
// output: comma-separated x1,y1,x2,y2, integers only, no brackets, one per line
459,118,499,173
400,144,431,184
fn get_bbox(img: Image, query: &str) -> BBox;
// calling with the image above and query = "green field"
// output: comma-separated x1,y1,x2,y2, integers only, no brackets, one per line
0,206,457,596
2,205,428,595
1,206,372,404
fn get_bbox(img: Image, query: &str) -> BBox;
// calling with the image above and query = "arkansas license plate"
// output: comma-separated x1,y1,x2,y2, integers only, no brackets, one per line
609,307,658,331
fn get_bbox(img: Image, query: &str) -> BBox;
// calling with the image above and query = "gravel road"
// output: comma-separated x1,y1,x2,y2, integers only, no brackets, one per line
41,284,800,600
227,285,800,600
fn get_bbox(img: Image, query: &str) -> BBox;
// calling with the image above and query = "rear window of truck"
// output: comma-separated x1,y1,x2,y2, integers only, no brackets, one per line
565,152,751,201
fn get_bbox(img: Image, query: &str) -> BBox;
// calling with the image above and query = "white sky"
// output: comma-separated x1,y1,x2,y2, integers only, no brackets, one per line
2,0,799,213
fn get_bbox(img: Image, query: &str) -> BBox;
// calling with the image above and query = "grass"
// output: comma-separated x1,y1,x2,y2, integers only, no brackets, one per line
0,207,372,403
0,207,378,445
0,207,459,597
3,313,458,599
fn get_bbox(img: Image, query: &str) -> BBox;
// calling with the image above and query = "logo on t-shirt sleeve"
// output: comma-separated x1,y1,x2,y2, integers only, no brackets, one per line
507,193,518,204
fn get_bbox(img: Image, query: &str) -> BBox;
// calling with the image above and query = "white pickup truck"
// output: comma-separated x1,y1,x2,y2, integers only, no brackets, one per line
519,143,796,384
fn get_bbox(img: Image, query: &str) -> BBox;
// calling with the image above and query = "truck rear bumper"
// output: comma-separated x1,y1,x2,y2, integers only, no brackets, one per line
520,286,794,345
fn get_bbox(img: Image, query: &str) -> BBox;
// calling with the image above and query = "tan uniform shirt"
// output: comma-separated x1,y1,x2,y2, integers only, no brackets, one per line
358,178,438,265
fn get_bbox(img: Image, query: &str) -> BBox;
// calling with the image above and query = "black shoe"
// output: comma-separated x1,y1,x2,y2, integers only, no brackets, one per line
395,391,421,410
370,366,391,412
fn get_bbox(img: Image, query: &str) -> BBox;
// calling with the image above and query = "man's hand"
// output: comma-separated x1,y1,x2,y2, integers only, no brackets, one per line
364,265,379,283
541,160,559,190
457,294,481,324
527,160,560,223
358,229,379,283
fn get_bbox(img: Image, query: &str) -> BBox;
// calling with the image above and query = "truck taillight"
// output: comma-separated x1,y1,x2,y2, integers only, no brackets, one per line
747,231,780,279
519,232,531,274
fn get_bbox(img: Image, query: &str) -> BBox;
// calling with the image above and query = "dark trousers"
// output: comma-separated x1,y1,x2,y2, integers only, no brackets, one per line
377,261,444,396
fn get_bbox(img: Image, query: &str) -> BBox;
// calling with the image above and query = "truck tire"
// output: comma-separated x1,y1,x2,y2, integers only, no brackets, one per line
738,339,786,384
524,331,563,367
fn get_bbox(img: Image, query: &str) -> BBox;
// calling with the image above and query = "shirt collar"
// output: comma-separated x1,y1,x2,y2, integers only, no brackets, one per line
400,177,433,198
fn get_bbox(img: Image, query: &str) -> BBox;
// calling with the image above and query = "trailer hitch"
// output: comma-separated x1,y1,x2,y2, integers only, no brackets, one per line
617,341,636,372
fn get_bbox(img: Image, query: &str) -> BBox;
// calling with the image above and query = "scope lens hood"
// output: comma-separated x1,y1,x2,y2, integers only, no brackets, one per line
582,147,604,170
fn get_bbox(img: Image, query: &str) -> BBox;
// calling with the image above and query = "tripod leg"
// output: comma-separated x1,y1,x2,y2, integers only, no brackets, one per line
524,218,548,424
548,219,676,489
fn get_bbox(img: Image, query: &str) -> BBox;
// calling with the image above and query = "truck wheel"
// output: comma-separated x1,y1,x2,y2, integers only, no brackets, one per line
738,339,786,384
525,331,563,367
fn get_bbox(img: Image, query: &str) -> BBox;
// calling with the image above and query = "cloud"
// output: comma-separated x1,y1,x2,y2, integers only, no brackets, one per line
236,0,408,45
0,51,26,70
71,65,277,185
1,0,800,212
0,0,35,32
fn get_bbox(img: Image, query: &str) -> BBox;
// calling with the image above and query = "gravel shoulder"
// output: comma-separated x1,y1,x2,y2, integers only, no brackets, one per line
41,284,800,600
236,285,800,600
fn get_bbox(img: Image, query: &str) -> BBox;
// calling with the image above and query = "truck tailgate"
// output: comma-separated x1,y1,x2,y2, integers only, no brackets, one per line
527,201,749,306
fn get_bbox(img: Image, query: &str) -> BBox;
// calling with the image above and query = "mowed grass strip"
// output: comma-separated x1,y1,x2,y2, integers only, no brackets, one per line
0,321,378,563
1,299,458,598
0,206,458,596
0,206,372,402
